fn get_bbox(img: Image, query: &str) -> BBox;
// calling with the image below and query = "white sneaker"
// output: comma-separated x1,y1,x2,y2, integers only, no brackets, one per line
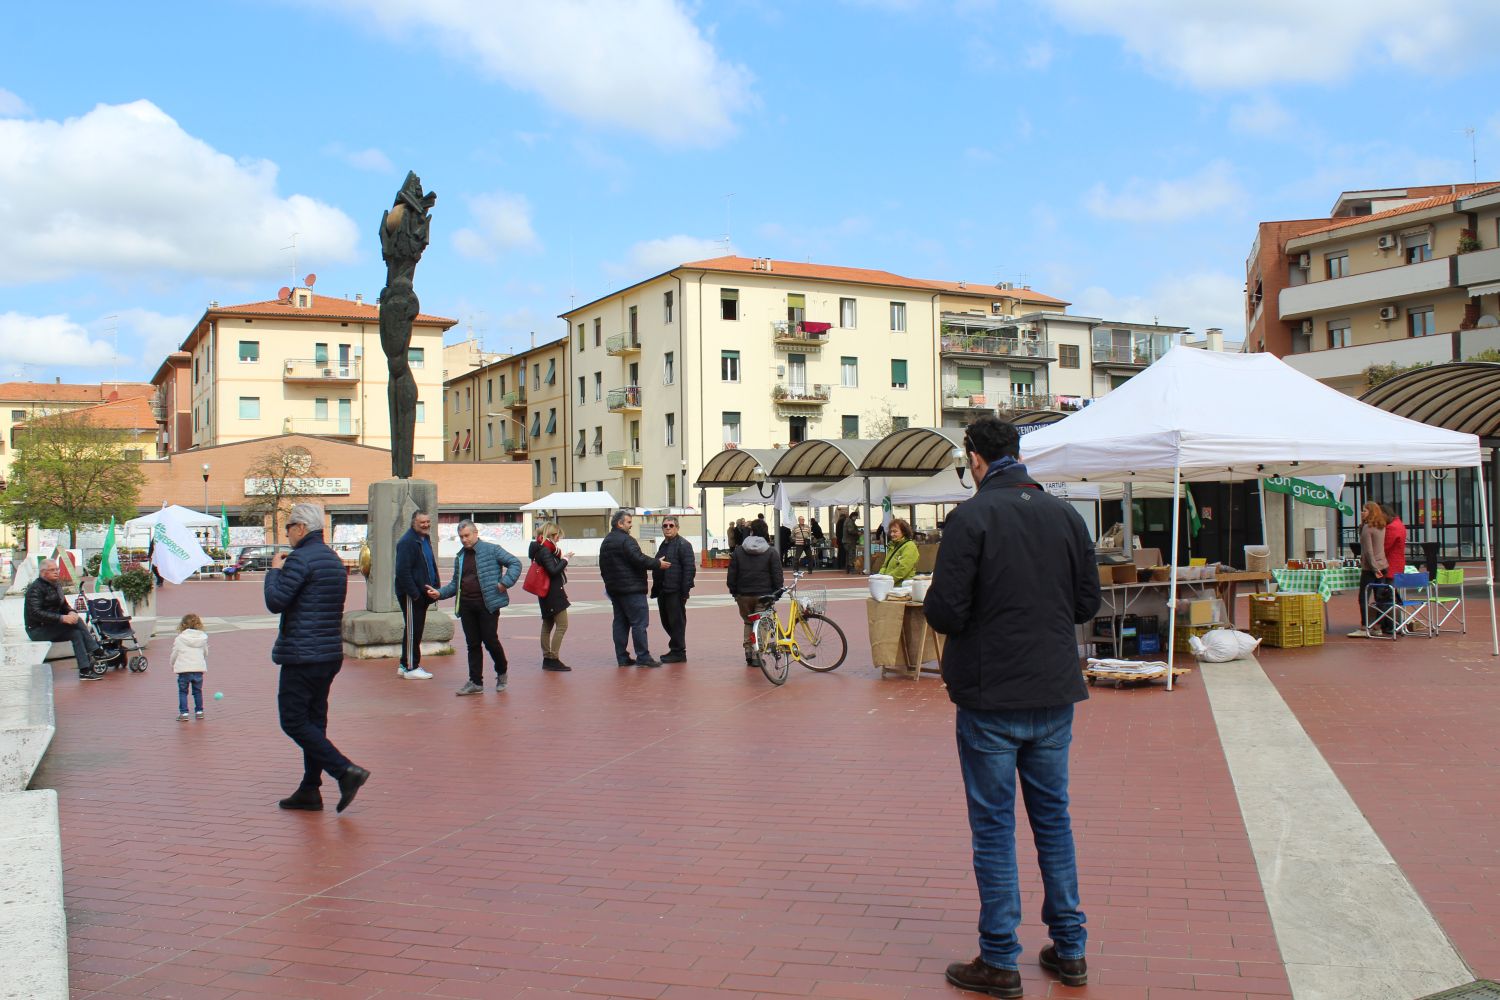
1346,628,1370,639
404,667,433,679
396,665,408,677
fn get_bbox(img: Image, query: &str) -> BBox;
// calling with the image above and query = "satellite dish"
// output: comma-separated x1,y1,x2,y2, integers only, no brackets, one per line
304,273,317,288
277,287,292,302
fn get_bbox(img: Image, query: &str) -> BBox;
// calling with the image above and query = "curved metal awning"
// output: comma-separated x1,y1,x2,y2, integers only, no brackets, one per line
1012,409,1069,429
1359,361,1500,446
768,439,879,481
693,447,783,488
858,427,967,474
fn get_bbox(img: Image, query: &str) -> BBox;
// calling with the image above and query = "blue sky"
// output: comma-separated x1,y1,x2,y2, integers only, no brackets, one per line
3,0,1499,381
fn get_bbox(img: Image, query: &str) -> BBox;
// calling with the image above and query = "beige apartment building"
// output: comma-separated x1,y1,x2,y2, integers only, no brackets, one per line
0,380,155,482
152,287,457,457
442,336,569,498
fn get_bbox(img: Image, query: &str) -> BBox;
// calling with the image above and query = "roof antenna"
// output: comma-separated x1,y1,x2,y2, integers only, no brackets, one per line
720,192,734,253
280,232,300,289
1461,127,1477,183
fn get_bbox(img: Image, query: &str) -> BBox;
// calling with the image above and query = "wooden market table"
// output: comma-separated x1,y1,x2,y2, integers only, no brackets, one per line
1213,571,1274,627
866,598,943,679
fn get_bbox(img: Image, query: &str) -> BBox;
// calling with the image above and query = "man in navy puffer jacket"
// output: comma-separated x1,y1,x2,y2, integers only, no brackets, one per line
265,503,370,813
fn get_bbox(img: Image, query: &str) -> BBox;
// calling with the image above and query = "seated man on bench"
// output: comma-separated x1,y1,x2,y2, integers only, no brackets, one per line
25,559,108,680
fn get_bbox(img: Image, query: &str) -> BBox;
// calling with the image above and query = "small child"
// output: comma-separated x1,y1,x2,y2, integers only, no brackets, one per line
170,614,209,721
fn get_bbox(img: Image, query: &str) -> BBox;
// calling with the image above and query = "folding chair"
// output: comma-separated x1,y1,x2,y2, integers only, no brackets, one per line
1392,571,1435,637
1364,579,1399,640
1426,567,1467,634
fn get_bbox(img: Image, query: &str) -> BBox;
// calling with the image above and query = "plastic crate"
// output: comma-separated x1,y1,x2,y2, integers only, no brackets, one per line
1173,623,1217,653
1250,619,1305,648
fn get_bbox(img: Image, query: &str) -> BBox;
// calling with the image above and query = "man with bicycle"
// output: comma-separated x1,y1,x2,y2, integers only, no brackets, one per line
727,531,781,667
924,416,1101,998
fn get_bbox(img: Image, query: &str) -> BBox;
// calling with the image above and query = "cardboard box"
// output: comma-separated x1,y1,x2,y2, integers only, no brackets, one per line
1132,547,1163,568
1112,564,1139,584
1187,599,1214,626
1098,564,1114,585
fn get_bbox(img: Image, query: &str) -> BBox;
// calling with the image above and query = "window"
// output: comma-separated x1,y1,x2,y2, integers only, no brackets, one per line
840,297,857,328
956,365,984,396
890,359,908,389
533,460,541,486
10,409,23,421
485,379,493,404
576,430,587,456
666,475,677,507
238,397,260,420
1408,307,1436,337
593,426,603,454
596,481,604,492
415,401,426,423
238,341,259,362
193,357,199,383
664,290,674,323
665,412,675,446
1059,344,1080,369
546,408,557,434
594,318,602,346
890,301,906,332
789,415,808,444
1328,320,1352,349
314,342,328,364
577,323,585,352
787,293,806,326
841,415,859,439
578,375,586,404
1011,369,1035,399
1325,252,1349,279
721,350,741,381
499,374,507,394
723,411,741,445
629,305,638,337
892,416,909,431
485,423,493,448
531,412,541,438
664,351,675,385
594,372,602,400
1404,233,1432,264
533,363,541,390
720,288,739,321
545,359,556,384
465,386,472,410
408,347,425,368
841,356,859,387
550,457,558,484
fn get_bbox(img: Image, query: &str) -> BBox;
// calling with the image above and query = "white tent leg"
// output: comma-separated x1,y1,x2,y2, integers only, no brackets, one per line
1167,464,1182,691
863,477,873,574
1480,456,1498,657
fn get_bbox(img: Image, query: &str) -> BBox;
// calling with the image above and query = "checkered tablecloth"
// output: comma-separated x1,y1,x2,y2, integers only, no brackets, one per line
1271,566,1363,601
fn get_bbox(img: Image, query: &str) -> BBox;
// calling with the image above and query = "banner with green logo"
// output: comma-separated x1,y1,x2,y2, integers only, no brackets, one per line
1264,476,1355,517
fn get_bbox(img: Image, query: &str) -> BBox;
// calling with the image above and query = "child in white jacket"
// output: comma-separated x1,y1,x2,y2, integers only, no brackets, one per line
171,614,209,721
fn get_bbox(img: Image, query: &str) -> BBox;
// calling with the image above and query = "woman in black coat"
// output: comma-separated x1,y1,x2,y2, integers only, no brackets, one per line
535,522,573,671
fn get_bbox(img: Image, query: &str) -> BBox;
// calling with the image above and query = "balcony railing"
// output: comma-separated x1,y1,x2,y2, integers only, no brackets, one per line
941,389,993,411
771,320,831,349
503,436,528,455
1091,345,1162,367
771,382,831,405
607,385,643,411
608,449,643,469
939,335,1053,360
500,389,527,409
999,393,1056,413
283,358,360,383
606,333,642,356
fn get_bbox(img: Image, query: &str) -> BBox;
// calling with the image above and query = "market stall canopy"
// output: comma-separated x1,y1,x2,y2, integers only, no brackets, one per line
859,427,967,475
694,447,783,488
769,439,879,481
1022,347,1483,482
723,482,826,507
125,505,221,531
1359,361,1500,444
520,490,621,512
806,474,891,507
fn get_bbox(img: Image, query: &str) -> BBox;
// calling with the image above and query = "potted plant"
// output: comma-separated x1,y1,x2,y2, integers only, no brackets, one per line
771,384,788,400
1458,228,1481,254
116,567,156,631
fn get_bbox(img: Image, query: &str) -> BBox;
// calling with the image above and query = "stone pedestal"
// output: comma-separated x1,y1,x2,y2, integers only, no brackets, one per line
342,477,454,658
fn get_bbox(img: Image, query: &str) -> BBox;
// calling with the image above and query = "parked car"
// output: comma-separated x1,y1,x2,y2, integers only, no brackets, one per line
225,544,293,574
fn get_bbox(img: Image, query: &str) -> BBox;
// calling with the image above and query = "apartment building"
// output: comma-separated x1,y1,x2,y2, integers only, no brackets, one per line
0,380,155,482
152,286,457,456
1248,182,1500,393
442,336,569,498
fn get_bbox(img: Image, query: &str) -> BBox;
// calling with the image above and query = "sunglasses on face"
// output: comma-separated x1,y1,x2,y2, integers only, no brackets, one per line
663,523,677,528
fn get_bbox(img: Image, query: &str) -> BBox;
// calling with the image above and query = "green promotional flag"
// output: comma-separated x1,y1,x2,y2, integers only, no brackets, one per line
1264,476,1356,517
99,516,120,582
220,503,231,550
1184,485,1202,538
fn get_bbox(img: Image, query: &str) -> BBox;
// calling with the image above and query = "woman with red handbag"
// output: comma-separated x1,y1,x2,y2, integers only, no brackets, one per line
529,522,574,671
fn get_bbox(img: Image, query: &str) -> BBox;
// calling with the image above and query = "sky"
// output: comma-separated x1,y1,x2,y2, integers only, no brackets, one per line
4,0,1500,383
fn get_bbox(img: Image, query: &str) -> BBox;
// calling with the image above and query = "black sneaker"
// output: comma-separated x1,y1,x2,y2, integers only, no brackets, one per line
336,765,370,813
659,652,687,663
278,787,323,811
617,657,636,667
945,956,1021,998
79,673,103,682
542,658,571,671
1039,945,1087,986
635,656,662,668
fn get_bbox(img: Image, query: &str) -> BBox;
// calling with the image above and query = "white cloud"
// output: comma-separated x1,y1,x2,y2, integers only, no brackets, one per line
1023,41,1053,70
1035,0,1500,88
344,146,395,172
1084,160,1243,223
115,308,196,368
0,312,117,369
0,88,28,117
331,0,754,145
451,190,539,259
605,235,732,281
0,100,359,285
1070,271,1245,339
1229,95,1294,136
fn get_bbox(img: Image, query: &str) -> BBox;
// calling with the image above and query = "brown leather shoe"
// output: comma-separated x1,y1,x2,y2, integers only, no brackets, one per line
1039,944,1088,986
945,956,1022,998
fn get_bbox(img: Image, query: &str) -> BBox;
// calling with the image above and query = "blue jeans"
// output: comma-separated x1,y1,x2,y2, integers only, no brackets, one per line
177,672,204,713
956,704,1085,970
609,592,651,662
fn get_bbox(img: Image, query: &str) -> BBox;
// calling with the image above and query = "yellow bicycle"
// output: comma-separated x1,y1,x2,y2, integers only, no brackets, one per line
748,572,848,686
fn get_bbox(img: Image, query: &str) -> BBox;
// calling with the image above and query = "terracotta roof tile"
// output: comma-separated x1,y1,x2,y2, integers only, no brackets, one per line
0,381,153,403
18,394,157,431
209,292,456,327
1296,183,1500,238
677,256,1068,305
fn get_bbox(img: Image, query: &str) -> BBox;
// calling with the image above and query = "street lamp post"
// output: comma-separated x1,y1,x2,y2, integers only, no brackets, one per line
202,463,210,515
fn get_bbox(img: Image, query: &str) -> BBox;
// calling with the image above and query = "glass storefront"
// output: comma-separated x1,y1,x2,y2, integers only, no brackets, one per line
1340,464,1493,561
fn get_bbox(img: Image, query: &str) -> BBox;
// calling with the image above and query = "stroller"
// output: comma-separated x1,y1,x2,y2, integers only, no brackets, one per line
75,595,149,674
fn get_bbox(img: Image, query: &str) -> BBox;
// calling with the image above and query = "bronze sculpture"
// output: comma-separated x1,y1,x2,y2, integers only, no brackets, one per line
379,171,436,479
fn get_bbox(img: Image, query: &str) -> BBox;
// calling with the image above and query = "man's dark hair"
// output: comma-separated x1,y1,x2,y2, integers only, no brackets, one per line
963,416,1021,463
410,510,430,526
611,509,631,528
1378,501,1399,520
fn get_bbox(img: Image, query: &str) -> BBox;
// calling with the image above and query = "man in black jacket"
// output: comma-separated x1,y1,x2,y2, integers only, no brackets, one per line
598,510,669,667
24,559,107,680
651,517,697,662
393,511,441,680
923,416,1101,998
727,534,783,667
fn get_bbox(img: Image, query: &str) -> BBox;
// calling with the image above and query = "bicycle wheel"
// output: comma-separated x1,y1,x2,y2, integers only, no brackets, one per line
792,611,848,671
758,618,790,686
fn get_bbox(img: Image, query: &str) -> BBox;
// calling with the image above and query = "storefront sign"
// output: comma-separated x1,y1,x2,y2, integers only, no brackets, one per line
244,477,352,496
1263,476,1355,517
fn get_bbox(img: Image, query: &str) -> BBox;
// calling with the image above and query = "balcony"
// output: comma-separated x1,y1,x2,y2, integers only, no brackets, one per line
771,320,831,350
283,358,360,384
998,393,1057,414
607,385,642,412
1458,246,1500,294
942,389,994,413
500,389,527,410
503,436,528,456
772,383,830,406
1091,345,1163,368
1278,255,1453,320
606,333,641,356
1283,327,1500,384
287,418,360,439
940,335,1054,363
608,449,643,470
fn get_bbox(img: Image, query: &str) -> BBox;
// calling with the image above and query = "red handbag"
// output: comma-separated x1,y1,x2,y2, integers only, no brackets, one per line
522,557,550,597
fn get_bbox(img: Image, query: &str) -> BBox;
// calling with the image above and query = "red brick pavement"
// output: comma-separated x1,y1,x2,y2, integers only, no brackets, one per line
41,588,1293,999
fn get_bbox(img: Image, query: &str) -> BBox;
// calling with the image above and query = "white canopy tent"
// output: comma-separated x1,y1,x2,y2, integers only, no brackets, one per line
520,491,621,512
125,505,221,531
1021,347,1496,687
723,482,826,507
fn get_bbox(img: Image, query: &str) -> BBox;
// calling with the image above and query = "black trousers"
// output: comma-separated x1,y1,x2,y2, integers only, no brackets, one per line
458,601,507,684
400,595,432,668
657,592,689,656
277,661,352,790
793,542,814,570
28,622,100,675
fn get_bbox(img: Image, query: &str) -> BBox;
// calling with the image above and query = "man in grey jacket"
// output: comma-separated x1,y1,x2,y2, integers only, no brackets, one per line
437,520,522,695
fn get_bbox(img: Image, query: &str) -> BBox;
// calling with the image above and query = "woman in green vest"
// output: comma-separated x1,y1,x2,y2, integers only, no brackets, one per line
882,518,919,585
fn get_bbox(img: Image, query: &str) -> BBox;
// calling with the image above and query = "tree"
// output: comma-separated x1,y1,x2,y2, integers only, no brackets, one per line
242,445,322,542
863,400,909,439
2,410,146,547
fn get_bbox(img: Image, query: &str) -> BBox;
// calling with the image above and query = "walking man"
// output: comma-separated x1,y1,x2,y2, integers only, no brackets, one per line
651,517,697,662
393,511,441,679
791,516,814,572
923,416,1101,997
265,504,370,813
841,509,861,574
438,520,522,694
25,559,109,680
598,510,669,667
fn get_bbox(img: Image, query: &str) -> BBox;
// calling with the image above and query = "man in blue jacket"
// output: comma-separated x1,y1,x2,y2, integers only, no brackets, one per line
438,520,522,695
265,503,369,813
393,510,441,680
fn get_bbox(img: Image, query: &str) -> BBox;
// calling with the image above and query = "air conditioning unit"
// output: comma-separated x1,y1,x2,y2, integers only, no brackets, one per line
1297,253,1310,268
1299,320,1313,335
1377,234,1398,250
1379,304,1400,321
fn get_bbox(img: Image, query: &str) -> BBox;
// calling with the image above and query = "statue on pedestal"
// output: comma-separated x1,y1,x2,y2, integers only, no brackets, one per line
379,171,436,480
